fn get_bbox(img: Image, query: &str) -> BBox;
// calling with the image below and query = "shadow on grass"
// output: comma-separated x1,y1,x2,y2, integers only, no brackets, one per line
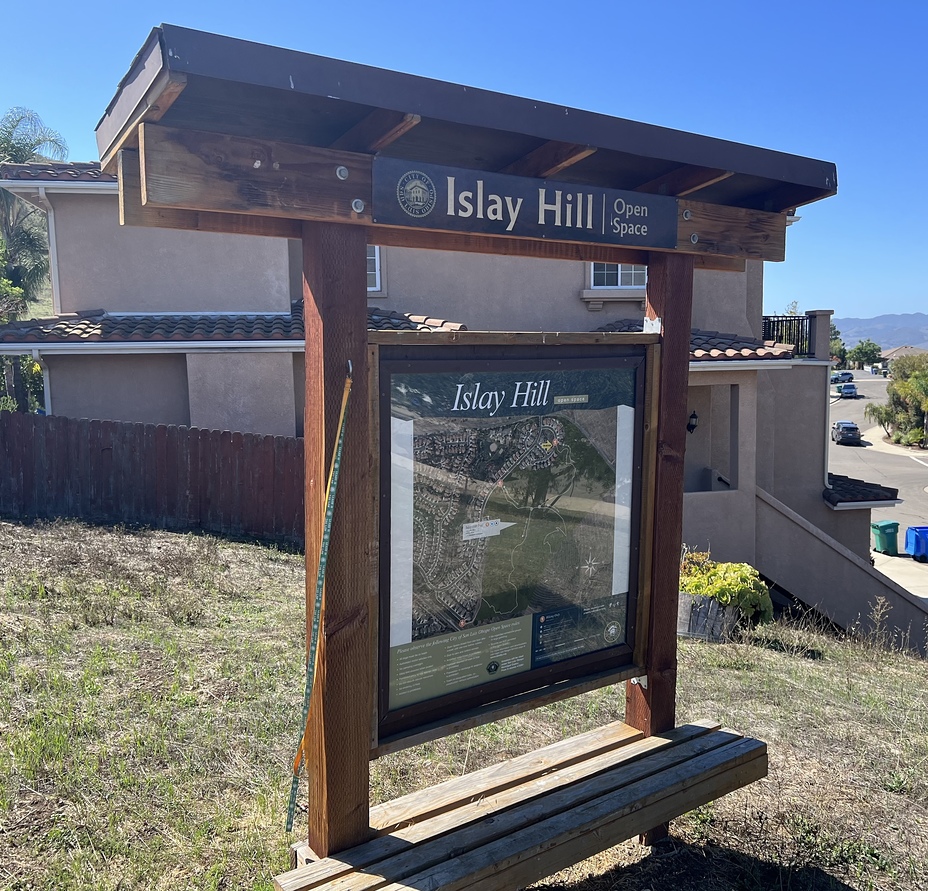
529,838,859,891
749,635,824,661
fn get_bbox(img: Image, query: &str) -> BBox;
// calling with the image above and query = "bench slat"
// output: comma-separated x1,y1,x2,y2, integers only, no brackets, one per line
275,722,738,891
371,719,649,832
374,737,767,891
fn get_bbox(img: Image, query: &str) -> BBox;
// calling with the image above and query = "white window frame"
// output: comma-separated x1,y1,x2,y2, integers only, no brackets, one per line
590,263,647,290
367,245,382,292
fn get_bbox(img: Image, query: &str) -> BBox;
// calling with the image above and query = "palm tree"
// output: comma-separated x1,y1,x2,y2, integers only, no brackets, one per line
1,108,68,307
0,108,67,409
0,107,68,164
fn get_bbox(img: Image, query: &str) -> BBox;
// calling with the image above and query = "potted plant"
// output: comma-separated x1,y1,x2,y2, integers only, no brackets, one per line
677,548,773,641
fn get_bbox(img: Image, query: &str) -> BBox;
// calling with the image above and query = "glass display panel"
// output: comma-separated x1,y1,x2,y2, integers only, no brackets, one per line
379,351,645,736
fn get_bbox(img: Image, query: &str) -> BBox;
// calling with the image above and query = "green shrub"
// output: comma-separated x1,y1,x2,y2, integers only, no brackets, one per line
892,430,904,444
680,549,773,623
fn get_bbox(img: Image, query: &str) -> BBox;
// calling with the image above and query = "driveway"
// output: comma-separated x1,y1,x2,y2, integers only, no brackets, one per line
827,371,928,596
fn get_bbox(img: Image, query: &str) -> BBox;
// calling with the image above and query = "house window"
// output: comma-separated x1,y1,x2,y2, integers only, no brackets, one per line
591,263,647,289
367,245,381,292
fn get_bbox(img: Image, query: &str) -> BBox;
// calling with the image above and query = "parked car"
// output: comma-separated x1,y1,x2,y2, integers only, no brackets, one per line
831,420,862,445
830,371,854,383
835,383,859,399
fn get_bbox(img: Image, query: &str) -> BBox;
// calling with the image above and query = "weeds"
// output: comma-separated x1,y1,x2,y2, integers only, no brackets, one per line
1,519,927,890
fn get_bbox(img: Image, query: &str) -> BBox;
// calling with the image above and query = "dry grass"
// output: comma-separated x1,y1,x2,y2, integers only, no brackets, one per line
1,519,927,890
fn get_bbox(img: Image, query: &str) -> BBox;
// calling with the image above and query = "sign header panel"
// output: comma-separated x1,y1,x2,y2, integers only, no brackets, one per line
373,157,678,249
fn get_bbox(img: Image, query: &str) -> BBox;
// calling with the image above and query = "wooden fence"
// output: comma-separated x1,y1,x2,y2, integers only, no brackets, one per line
0,412,305,546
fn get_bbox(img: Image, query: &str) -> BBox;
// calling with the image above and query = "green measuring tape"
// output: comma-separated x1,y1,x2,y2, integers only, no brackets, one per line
286,367,352,832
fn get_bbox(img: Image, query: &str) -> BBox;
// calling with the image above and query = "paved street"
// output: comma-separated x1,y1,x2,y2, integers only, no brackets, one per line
827,371,928,596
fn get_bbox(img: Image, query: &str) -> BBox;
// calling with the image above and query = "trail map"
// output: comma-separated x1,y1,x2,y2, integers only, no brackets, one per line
386,365,637,710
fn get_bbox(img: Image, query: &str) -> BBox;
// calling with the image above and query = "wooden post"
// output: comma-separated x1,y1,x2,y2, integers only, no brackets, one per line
626,252,694,841
302,221,373,857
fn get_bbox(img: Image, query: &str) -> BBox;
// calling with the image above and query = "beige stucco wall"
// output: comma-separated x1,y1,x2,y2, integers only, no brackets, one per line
755,362,870,556
756,491,926,653
371,246,654,331
682,370,758,563
46,353,190,425
371,245,759,337
186,352,296,436
690,261,762,337
293,353,305,438
50,192,292,314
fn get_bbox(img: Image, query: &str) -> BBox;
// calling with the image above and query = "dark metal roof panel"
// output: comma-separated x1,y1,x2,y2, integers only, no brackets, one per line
96,24,837,208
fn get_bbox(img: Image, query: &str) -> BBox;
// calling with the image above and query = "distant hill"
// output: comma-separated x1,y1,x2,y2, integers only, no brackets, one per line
831,313,928,351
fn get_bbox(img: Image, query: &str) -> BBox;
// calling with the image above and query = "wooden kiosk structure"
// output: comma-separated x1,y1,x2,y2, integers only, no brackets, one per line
97,26,837,890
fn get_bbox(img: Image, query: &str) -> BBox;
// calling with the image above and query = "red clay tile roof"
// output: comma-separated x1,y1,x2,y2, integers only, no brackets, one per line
367,307,467,332
0,304,466,346
0,161,117,184
824,473,899,507
595,319,795,361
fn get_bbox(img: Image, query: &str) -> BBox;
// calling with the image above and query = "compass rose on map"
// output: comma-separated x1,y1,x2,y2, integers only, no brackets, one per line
581,549,601,578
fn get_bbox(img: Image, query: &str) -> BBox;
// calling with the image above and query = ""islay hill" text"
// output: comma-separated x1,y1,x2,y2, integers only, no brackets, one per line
451,381,551,417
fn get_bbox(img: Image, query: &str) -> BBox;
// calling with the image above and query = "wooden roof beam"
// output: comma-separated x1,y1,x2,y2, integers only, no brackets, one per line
135,123,783,261
118,149,301,237
500,142,597,178
329,110,421,153
138,123,372,223
635,165,734,197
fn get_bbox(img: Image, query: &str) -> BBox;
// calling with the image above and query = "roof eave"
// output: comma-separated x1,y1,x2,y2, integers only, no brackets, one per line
96,24,838,207
825,499,904,510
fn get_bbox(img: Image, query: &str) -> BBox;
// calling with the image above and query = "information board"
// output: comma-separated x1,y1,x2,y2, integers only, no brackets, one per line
378,348,647,737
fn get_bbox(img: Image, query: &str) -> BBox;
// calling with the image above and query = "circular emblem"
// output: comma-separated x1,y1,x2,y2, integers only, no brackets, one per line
396,170,437,218
603,621,621,644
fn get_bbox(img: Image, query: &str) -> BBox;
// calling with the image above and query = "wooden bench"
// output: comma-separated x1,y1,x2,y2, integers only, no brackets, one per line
274,719,767,891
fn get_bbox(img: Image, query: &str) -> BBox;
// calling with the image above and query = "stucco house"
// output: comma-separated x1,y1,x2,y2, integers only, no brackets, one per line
1,159,923,638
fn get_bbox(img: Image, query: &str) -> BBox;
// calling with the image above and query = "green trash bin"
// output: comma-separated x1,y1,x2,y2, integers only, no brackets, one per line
871,520,900,556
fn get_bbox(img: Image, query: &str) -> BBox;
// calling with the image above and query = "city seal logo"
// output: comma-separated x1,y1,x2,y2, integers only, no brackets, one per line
396,170,437,218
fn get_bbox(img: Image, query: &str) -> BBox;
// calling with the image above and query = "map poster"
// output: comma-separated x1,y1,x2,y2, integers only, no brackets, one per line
380,355,644,726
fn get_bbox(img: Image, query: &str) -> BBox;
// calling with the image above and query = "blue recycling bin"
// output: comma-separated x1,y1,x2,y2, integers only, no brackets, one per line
904,526,928,562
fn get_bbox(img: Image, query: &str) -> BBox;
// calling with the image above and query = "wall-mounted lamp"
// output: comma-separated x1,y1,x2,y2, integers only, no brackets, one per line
686,411,699,434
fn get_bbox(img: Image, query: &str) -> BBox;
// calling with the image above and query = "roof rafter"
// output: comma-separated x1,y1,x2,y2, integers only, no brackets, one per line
328,109,421,153
634,165,734,197
499,142,597,178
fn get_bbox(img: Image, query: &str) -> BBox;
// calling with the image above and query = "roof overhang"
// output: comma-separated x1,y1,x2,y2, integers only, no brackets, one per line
826,500,904,511
0,341,305,355
94,25,837,266
0,178,116,209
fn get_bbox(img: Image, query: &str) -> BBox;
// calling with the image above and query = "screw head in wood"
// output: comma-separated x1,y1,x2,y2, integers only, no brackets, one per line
690,233,699,244
336,166,350,180
352,199,365,213
682,209,692,221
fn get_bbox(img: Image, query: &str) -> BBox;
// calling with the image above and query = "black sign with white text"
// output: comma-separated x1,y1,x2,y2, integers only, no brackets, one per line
372,157,678,248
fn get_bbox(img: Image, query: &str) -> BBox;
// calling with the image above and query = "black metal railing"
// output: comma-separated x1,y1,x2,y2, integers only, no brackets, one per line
762,314,812,357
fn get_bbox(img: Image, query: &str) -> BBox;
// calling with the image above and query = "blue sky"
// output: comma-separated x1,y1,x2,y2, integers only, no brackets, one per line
4,0,925,320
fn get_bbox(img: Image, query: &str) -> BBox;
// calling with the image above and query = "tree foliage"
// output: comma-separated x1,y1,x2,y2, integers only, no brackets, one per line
0,107,68,164
0,107,65,411
846,338,882,368
829,323,847,365
869,353,928,447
